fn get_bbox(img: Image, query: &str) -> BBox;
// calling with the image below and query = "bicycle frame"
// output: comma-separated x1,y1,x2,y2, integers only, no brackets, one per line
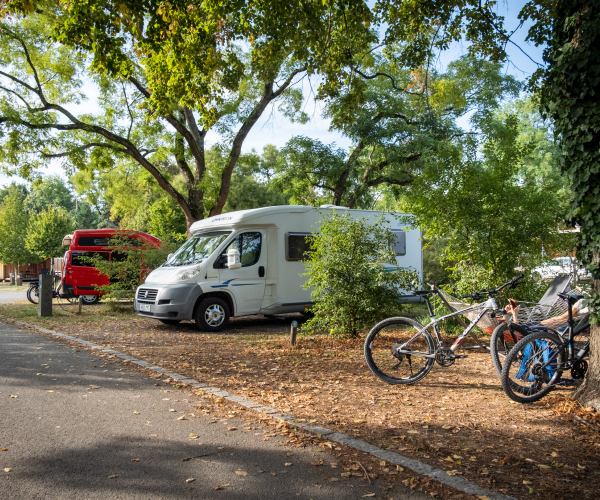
398,296,498,357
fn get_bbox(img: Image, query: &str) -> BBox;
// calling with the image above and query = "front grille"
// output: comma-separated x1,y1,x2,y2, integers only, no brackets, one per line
137,288,158,304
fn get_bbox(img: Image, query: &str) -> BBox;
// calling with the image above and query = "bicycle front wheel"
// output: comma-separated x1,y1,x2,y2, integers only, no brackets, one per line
364,317,436,385
489,322,529,377
501,330,564,403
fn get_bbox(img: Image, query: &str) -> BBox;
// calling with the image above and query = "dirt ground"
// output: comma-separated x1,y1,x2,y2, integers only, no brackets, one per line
2,302,599,500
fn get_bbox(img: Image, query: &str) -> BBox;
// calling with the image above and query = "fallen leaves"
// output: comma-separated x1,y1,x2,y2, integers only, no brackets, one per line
131,458,140,462
189,434,199,439
235,471,247,476
177,415,187,420
10,395,17,398
226,427,237,431
133,411,140,415
186,478,195,483
3,468,12,472
108,474,119,479
285,463,292,467
214,484,229,490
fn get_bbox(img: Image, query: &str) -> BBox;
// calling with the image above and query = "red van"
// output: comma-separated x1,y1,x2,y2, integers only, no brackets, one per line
61,229,161,304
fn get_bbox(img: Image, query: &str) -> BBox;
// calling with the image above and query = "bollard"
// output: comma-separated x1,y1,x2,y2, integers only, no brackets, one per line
290,320,298,346
16,274,22,287
38,274,53,317
10,273,15,286
78,296,83,314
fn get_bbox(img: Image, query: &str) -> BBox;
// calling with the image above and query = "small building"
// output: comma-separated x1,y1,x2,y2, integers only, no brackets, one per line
0,258,63,281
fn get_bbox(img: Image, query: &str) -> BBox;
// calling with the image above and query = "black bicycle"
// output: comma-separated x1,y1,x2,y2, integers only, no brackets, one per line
500,292,590,403
26,274,78,305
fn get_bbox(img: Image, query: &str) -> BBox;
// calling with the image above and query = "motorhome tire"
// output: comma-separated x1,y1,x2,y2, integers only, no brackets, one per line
158,319,182,325
195,297,230,332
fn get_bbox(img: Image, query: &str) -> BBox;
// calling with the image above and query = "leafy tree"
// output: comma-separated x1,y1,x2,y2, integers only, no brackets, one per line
0,11,312,232
303,213,419,338
0,182,28,205
275,56,520,208
396,102,573,301
224,146,290,213
530,0,600,408
24,175,75,213
0,184,40,266
25,206,75,260
147,198,187,242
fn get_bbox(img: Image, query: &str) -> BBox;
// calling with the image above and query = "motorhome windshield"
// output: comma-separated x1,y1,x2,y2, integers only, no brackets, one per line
162,232,231,267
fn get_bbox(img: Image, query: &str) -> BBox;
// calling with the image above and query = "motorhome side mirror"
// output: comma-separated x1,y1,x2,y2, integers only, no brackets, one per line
167,253,173,261
213,254,228,269
227,249,241,270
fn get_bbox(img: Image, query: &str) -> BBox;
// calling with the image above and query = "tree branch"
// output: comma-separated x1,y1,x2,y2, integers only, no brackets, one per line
40,142,129,158
352,67,422,95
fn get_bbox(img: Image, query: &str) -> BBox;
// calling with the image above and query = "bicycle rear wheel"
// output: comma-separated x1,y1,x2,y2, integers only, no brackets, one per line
26,285,39,305
489,323,529,377
501,330,564,403
364,317,435,385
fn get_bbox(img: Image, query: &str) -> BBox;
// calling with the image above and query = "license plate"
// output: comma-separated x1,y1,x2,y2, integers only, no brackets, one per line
139,303,151,312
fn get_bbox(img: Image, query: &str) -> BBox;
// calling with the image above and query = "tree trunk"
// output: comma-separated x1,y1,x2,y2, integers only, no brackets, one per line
574,251,600,410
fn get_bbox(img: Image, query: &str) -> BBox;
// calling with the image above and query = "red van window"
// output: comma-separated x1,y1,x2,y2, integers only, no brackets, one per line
71,251,109,267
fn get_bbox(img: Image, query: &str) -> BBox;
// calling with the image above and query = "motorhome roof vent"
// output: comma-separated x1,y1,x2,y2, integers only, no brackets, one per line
319,204,343,208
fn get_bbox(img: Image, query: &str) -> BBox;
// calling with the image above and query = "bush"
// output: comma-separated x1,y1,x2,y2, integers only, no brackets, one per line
302,213,419,338
83,232,179,301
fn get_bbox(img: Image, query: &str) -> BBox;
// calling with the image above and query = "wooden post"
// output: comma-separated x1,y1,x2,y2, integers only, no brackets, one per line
15,274,22,286
38,274,52,317
78,296,83,314
290,320,298,346
9,273,15,286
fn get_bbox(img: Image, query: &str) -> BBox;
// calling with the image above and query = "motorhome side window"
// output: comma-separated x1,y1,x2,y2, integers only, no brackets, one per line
225,232,262,267
286,233,312,261
391,230,406,256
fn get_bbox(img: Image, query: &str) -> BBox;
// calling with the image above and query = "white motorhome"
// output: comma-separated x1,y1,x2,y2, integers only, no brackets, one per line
134,205,422,331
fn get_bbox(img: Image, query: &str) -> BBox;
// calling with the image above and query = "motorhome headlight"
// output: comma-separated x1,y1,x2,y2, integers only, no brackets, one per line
176,267,201,281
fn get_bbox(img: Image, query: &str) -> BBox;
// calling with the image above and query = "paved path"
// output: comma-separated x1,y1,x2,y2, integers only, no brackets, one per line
0,292,27,304
0,322,426,500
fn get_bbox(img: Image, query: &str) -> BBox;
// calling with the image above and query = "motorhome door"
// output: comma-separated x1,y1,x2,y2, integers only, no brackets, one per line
216,231,266,315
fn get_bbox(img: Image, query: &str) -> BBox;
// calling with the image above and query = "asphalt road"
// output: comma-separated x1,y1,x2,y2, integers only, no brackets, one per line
0,322,427,500
0,292,27,305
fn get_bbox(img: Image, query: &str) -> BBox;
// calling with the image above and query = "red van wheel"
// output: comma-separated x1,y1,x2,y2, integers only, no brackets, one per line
80,295,100,305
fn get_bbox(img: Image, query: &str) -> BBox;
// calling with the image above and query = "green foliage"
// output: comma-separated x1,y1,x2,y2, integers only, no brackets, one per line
25,206,75,260
147,197,187,242
81,233,176,301
303,213,419,338
274,55,520,208
24,175,75,213
423,238,453,287
535,0,600,322
0,184,40,265
396,99,573,302
0,182,28,205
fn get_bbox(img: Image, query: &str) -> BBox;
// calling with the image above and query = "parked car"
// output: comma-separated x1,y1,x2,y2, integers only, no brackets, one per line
61,229,162,304
532,256,591,280
134,205,423,331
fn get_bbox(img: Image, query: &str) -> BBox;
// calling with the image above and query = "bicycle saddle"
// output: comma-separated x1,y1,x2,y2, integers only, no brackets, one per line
557,292,584,303
412,290,436,296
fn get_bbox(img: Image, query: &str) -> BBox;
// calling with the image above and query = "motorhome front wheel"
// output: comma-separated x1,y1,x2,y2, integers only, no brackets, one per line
194,297,230,332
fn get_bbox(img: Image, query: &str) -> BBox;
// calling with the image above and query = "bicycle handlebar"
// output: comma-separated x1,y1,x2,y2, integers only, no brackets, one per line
459,274,524,301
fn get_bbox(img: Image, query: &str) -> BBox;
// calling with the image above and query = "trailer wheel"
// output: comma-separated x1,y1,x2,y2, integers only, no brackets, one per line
194,297,230,332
